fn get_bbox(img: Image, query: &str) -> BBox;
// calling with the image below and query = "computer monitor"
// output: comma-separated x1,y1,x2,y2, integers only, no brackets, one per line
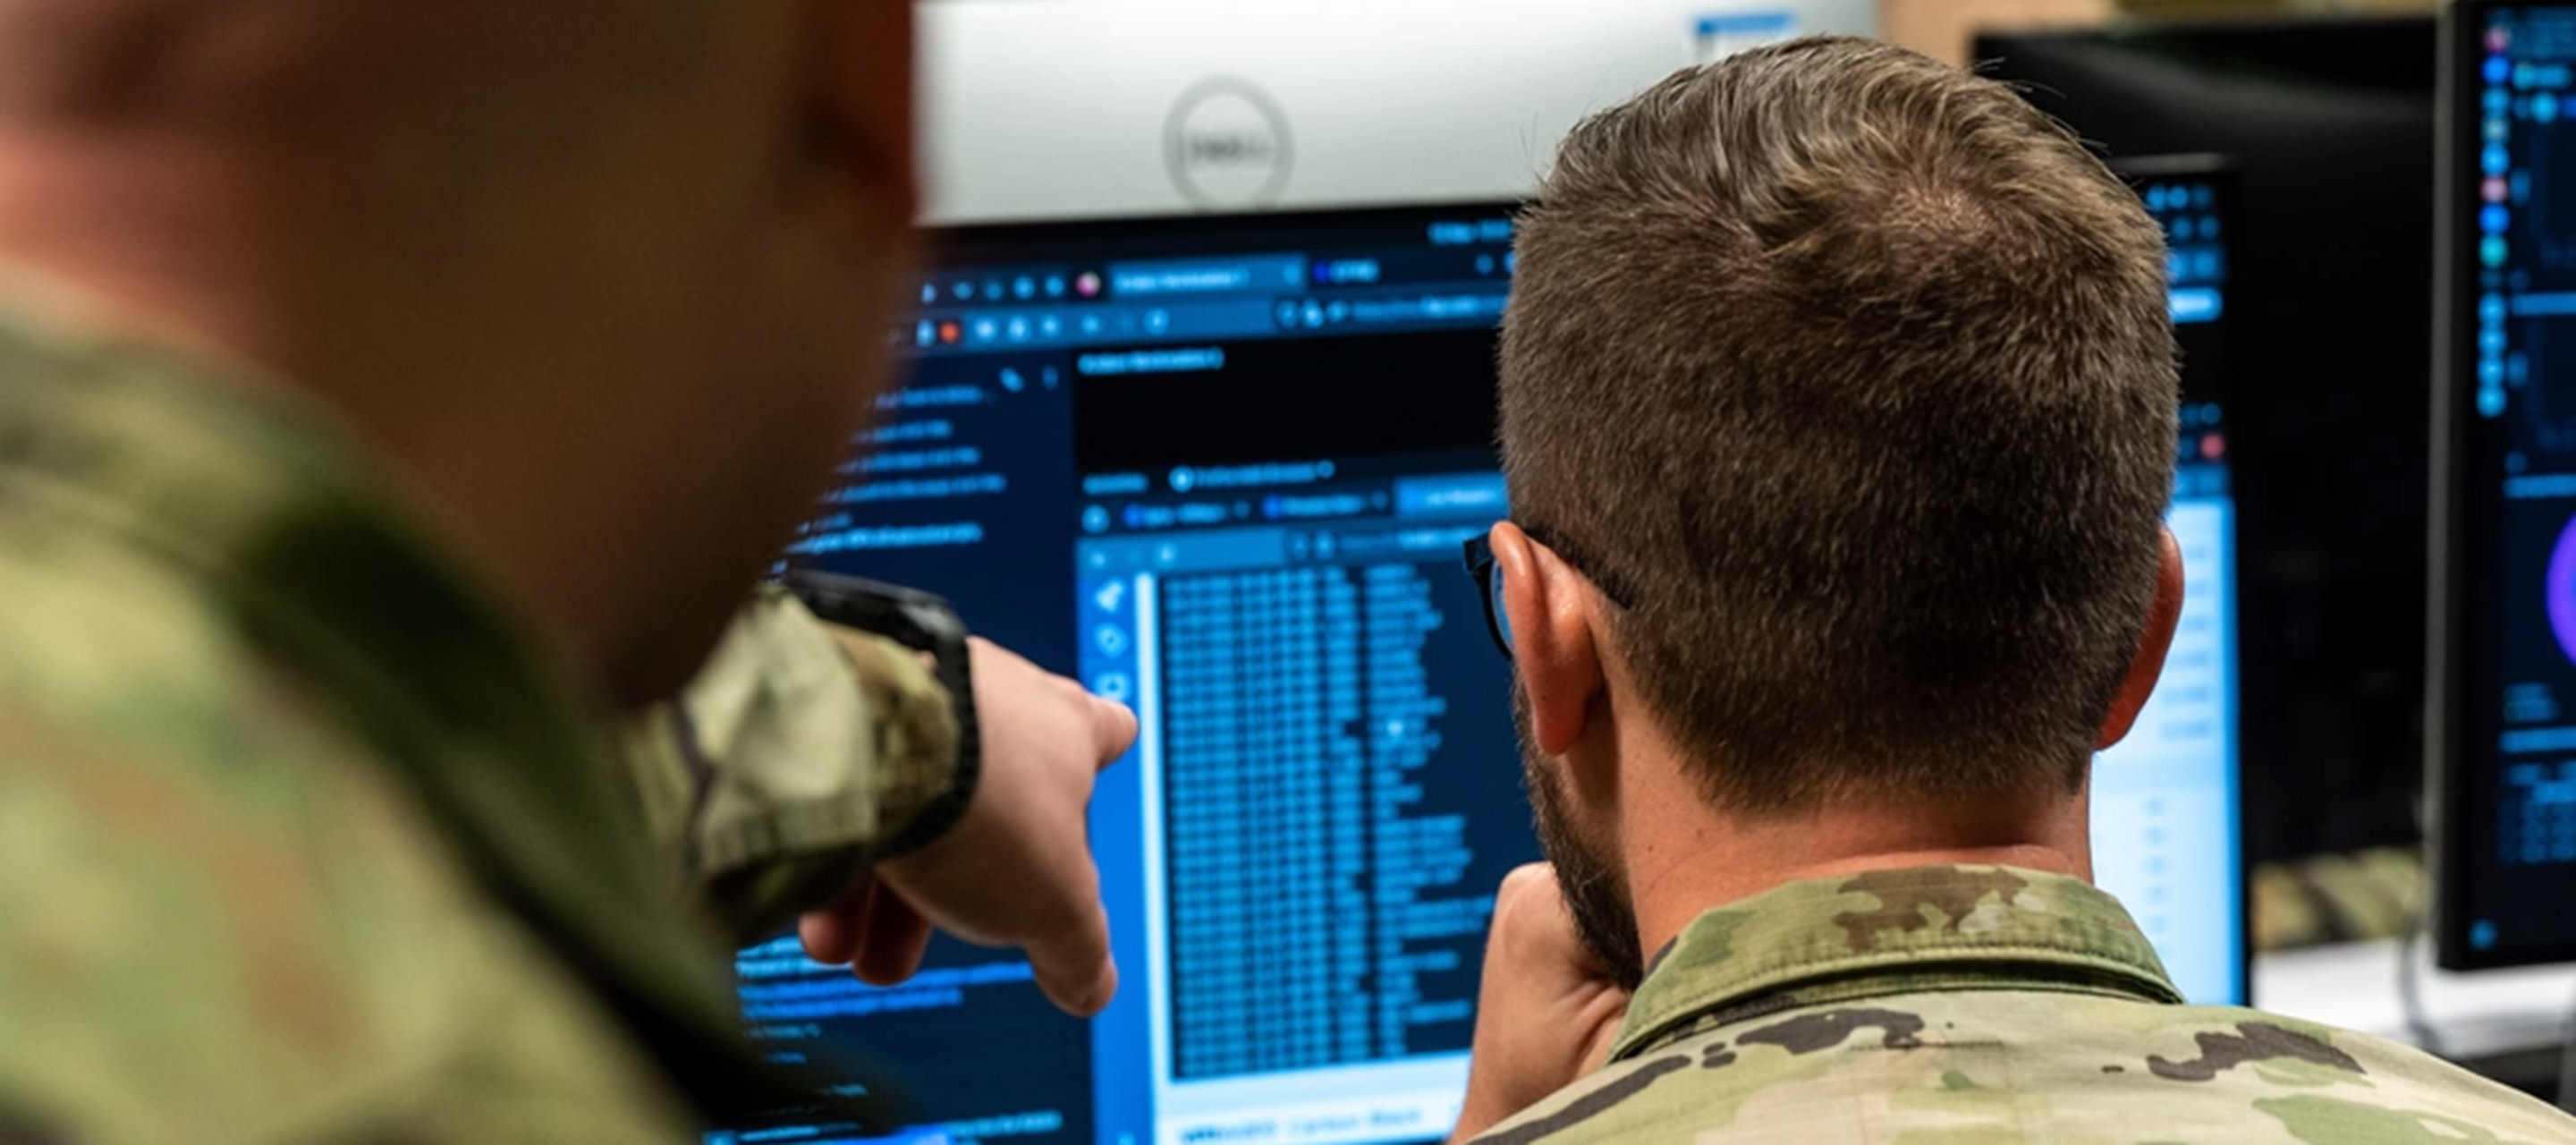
715,193,2246,1145
1979,17,2436,869
728,204,1533,1145
2432,0,2576,971
2102,156,2247,1008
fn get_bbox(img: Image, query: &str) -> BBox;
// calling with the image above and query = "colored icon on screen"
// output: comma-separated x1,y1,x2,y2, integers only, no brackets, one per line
2548,513,2576,666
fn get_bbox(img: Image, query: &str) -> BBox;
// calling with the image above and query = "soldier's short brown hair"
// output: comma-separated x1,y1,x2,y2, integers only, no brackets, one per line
1500,37,2177,810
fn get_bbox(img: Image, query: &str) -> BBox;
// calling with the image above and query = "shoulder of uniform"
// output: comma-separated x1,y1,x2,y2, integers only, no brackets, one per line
1489,995,2576,1144
0,539,492,1141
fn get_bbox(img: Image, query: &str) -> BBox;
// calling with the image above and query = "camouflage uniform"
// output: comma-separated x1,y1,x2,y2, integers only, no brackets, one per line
0,294,960,1141
1470,865,2576,1144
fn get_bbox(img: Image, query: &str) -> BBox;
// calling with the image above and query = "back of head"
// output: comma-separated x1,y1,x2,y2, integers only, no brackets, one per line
1501,37,2177,810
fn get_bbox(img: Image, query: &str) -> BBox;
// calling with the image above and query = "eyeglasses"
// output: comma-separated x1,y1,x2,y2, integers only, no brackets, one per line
1460,523,1639,660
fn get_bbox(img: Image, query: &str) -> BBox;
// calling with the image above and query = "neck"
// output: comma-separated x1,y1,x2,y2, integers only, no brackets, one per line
1614,734,2093,963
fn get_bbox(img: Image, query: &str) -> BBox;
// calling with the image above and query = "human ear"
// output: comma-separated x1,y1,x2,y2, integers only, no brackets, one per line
1491,522,1609,756
2097,529,2185,750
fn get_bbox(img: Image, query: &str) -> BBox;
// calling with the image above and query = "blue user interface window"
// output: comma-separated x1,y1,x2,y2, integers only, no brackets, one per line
2443,4,2576,969
711,191,2246,1145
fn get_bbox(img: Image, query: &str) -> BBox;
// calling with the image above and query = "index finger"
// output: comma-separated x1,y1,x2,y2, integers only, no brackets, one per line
1025,889,1119,1017
1089,694,1139,768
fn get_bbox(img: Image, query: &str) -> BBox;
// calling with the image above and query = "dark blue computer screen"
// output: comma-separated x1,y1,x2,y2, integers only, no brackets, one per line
719,205,1538,1145
2443,4,2576,969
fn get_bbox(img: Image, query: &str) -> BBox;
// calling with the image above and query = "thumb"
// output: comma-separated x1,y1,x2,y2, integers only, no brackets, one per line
1024,892,1118,1017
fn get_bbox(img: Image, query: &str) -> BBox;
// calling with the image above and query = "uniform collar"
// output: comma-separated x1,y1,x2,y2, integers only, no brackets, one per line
1612,864,2185,1063
0,296,816,1125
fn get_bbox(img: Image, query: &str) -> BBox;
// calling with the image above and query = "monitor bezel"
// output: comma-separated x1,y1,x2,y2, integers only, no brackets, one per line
2427,0,2576,971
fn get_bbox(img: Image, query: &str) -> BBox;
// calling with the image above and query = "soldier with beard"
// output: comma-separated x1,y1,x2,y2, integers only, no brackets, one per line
1448,36,2576,1145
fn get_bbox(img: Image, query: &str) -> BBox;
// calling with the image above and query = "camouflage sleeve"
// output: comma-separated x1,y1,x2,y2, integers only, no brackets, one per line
622,586,963,944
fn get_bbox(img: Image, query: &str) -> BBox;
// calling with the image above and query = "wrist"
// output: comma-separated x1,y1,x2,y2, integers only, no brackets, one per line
785,572,984,859
836,626,979,860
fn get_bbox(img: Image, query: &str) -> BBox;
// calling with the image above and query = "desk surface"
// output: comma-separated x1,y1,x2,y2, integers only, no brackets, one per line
2254,941,2576,1061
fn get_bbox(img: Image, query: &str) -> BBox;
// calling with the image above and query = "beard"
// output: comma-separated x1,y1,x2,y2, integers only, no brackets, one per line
1514,682,1647,989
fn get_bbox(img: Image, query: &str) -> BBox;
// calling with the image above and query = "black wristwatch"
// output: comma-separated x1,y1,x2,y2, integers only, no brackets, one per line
781,570,982,858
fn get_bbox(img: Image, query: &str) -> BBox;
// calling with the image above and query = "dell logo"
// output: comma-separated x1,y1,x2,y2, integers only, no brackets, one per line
1165,77,1294,209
